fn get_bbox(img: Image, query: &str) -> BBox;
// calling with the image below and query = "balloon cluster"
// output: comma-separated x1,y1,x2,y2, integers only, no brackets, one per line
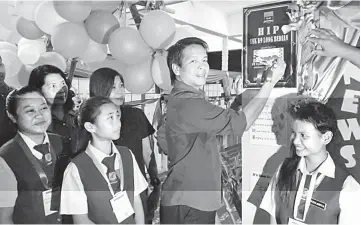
0,1,198,94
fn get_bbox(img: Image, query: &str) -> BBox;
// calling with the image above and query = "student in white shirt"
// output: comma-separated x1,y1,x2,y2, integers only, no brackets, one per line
0,86,68,224
260,100,360,224
60,96,148,224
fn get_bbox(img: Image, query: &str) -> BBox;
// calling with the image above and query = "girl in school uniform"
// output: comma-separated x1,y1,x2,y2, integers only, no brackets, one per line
260,101,359,224
0,86,69,224
60,96,148,224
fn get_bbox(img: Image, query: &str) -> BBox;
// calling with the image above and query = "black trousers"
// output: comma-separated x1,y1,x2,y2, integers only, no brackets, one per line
160,205,216,224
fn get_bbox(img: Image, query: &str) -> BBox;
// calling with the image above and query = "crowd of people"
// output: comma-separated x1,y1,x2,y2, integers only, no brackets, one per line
0,27,359,225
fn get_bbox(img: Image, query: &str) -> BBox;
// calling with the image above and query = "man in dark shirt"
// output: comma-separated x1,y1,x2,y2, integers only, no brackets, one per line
160,37,286,224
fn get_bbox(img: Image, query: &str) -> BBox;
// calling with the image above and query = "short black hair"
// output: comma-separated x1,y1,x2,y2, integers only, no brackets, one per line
288,101,337,135
6,86,42,117
28,64,67,89
167,37,208,84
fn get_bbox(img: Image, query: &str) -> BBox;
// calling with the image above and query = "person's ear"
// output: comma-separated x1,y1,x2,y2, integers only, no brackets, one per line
172,63,180,76
7,111,16,124
322,131,333,145
84,122,96,133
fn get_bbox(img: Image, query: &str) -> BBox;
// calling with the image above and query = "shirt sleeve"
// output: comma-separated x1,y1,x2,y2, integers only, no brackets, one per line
60,162,88,215
130,151,148,197
338,175,360,225
176,98,247,136
134,107,155,139
0,157,17,207
260,165,281,220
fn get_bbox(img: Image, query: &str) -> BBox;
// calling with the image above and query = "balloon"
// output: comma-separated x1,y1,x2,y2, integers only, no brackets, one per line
166,26,198,49
17,37,47,52
53,1,92,23
33,51,67,72
85,10,120,44
81,38,107,63
51,22,89,58
14,1,42,21
0,1,18,31
91,1,120,12
124,58,154,94
0,50,23,77
0,42,17,54
18,44,43,64
35,1,67,35
140,10,176,49
151,51,172,91
16,16,44,40
17,64,33,86
109,27,151,65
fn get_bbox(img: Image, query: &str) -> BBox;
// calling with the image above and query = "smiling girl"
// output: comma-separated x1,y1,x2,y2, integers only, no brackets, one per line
260,101,359,224
0,86,68,224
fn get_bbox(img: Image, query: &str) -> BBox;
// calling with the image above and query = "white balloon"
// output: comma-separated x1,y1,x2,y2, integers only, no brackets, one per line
0,42,17,54
34,1,67,35
0,50,23,77
18,44,42,64
0,1,18,31
18,37,47,52
14,1,42,21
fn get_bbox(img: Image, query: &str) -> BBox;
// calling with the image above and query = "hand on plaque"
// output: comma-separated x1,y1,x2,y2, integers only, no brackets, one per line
232,75,243,95
265,59,287,86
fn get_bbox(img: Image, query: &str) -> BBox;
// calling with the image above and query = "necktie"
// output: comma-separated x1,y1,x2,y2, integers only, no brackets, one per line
296,173,312,220
34,143,54,187
102,154,120,194
34,143,52,165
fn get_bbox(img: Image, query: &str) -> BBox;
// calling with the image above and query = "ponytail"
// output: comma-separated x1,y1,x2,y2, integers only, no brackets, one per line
275,145,301,206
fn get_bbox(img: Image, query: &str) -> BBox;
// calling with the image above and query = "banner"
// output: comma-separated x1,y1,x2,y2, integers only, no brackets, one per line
326,64,360,182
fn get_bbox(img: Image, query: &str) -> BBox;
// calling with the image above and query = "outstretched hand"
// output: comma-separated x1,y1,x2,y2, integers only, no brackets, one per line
307,28,348,57
265,59,287,86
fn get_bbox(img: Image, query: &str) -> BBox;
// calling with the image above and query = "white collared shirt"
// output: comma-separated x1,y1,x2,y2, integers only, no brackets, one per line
18,131,50,160
260,153,360,225
60,142,148,215
0,132,50,207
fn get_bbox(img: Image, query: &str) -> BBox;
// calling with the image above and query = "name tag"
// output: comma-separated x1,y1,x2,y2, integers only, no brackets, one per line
110,191,134,223
310,198,327,210
42,188,60,216
288,218,307,225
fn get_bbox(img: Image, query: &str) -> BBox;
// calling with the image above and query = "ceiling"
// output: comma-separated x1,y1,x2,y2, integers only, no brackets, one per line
198,0,270,15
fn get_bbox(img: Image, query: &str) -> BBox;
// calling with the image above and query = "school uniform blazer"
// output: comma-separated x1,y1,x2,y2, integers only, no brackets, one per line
0,133,69,224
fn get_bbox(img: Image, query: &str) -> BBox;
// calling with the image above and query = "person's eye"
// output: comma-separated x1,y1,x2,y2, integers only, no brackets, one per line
203,59,208,63
41,106,49,111
112,86,116,89
189,60,196,64
26,109,35,113
50,84,56,88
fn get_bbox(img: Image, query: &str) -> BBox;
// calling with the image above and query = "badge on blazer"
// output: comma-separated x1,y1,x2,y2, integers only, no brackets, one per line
108,172,117,183
44,153,52,163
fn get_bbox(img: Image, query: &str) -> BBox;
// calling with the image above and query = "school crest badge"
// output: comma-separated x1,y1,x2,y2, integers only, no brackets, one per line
108,172,117,184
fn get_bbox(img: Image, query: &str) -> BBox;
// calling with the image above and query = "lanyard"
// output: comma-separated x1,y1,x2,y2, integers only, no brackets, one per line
18,135,57,189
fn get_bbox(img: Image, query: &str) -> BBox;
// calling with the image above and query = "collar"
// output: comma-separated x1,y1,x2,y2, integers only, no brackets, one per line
172,80,206,99
298,153,335,178
85,141,119,164
18,131,49,160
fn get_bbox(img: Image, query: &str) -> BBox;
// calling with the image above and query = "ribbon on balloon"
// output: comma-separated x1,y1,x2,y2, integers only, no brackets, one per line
284,0,360,103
